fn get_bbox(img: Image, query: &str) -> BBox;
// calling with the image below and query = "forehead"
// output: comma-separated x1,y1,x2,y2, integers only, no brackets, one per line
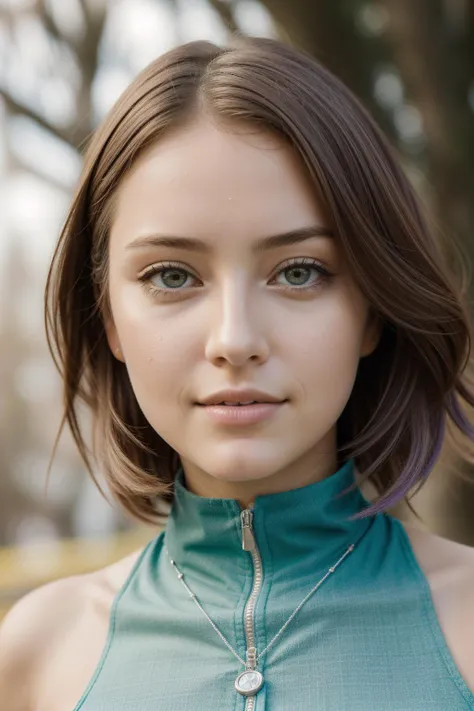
109,117,329,253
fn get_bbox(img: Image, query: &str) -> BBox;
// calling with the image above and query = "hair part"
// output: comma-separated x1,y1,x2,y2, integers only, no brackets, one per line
44,35,474,524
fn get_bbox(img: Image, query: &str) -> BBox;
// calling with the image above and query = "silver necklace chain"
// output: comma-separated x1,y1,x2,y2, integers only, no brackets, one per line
164,539,356,695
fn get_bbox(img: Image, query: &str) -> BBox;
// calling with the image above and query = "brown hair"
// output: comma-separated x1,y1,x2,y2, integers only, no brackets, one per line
44,35,474,524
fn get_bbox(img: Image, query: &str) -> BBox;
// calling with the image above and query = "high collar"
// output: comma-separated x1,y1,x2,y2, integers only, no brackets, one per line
164,459,375,591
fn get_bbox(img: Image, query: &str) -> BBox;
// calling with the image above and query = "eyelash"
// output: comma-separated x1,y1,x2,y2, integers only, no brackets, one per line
137,257,334,300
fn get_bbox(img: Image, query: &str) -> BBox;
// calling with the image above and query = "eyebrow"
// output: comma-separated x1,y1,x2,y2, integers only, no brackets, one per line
125,225,334,254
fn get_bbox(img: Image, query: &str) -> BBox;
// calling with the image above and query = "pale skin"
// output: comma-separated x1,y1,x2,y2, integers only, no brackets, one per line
1,115,474,709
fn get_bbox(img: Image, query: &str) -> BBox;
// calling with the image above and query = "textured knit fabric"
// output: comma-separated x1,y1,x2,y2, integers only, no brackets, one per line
73,459,474,710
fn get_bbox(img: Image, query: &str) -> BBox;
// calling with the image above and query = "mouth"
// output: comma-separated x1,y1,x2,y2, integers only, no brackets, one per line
197,400,288,407
195,400,288,425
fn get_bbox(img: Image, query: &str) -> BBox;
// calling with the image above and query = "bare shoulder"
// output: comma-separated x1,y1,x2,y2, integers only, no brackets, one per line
400,519,474,692
0,574,91,711
0,547,144,711
400,519,474,579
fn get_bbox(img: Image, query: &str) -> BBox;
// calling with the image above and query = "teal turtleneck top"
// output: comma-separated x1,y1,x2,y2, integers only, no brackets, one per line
73,459,474,710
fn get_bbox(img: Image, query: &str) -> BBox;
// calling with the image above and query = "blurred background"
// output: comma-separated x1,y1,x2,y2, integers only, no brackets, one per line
1,0,474,619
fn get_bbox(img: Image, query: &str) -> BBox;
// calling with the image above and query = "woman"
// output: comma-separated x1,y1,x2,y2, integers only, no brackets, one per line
1,35,474,711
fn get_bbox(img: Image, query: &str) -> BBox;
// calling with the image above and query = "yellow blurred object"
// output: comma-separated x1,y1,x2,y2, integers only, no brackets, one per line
0,526,160,621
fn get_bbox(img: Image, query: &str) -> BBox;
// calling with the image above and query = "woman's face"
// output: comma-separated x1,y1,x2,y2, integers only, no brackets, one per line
105,116,380,504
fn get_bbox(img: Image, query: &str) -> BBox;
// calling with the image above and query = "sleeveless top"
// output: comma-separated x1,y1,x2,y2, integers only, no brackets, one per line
72,459,474,710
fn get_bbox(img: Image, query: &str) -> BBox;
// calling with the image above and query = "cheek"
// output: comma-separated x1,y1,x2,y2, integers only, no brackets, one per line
120,327,194,447
124,328,192,400
109,287,198,412
288,296,366,409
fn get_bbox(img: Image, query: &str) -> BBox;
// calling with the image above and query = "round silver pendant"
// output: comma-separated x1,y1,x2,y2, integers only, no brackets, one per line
235,669,264,696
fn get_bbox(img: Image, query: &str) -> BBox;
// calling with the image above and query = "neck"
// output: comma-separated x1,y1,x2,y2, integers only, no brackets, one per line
179,441,339,510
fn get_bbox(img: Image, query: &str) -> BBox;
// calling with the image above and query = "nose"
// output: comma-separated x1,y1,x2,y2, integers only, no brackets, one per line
204,279,270,368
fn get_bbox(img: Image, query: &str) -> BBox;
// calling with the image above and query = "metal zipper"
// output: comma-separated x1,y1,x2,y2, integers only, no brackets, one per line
241,507,264,711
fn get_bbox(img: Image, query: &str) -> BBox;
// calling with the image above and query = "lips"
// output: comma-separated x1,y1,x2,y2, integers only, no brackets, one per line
198,400,286,424
198,390,285,406
218,401,258,406
198,400,285,406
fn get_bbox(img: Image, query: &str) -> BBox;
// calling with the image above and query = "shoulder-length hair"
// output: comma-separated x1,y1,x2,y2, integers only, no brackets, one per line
44,35,474,524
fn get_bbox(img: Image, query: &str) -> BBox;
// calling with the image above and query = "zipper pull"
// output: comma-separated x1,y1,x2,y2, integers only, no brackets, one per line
246,646,257,670
241,509,256,551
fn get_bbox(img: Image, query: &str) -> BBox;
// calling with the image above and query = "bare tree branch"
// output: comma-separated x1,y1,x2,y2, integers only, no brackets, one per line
36,0,67,45
8,151,74,194
0,88,77,148
206,0,240,34
68,0,107,151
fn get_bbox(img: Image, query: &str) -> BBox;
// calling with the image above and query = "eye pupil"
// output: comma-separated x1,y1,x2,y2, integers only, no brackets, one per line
286,266,309,285
163,269,187,288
